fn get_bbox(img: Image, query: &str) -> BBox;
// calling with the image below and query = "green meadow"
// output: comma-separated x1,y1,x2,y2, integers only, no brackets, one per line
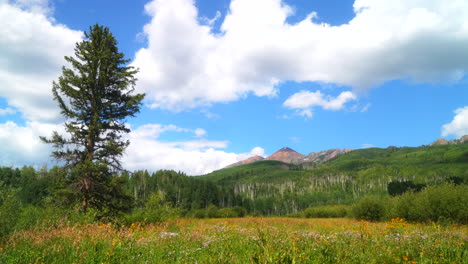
1,218,466,264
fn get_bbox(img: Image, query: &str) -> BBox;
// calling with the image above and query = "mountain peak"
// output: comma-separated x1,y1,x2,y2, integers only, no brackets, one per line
430,138,449,146
278,147,297,152
266,147,305,164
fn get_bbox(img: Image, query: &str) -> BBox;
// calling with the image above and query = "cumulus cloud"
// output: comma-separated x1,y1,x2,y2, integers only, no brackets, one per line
133,0,468,111
283,90,357,117
0,1,82,122
0,121,265,175
442,107,468,138
123,124,265,175
8,0,53,15
0,121,63,166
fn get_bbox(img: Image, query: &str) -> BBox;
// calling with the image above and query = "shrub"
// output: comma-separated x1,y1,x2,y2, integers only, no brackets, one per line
0,187,22,237
217,208,238,218
387,180,425,196
207,204,219,218
395,184,468,224
192,209,207,219
351,195,387,221
303,205,349,218
233,206,247,217
122,192,178,225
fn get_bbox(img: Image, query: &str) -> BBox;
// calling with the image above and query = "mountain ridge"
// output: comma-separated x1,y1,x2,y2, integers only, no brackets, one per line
225,135,468,169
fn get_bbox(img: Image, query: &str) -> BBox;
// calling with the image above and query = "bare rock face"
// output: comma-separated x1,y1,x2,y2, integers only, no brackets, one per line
226,156,264,168
303,148,353,163
227,147,354,168
459,135,468,144
265,147,305,164
430,138,449,146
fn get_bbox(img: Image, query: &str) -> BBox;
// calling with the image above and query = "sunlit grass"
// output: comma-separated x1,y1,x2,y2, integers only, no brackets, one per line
1,218,467,263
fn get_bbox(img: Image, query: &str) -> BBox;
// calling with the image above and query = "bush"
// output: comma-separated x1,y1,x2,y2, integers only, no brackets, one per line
192,209,207,219
0,187,22,237
387,180,425,196
217,208,238,218
303,205,349,218
233,206,247,217
394,184,468,224
122,192,177,225
351,196,387,221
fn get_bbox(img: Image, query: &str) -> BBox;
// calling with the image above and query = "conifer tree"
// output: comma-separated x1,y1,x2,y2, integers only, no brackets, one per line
41,24,144,214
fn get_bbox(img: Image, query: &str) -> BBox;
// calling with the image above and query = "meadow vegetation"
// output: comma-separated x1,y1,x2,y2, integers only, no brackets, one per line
1,144,468,262
1,218,466,263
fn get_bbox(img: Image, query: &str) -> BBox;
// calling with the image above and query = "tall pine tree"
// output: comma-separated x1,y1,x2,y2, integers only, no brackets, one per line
41,25,144,214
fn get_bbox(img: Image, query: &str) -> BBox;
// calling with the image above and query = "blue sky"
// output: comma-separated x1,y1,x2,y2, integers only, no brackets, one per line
1,0,468,175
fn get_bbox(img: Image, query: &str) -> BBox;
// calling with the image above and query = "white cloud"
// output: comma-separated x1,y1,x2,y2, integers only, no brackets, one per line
133,0,468,111
0,121,265,175
441,106,468,138
123,123,265,175
0,2,82,122
8,0,52,15
361,143,375,149
283,90,357,117
0,107,16,115
0,121,63,166
361,103,371,113
194,128,206,137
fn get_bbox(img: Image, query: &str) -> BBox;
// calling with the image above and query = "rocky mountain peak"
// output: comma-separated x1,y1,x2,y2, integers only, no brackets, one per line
429,135,468,146
265,147,305,164
304,148,353,163
278,147,296,152
430,138,449,146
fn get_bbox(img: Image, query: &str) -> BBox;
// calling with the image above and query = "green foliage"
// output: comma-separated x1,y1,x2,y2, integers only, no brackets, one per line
40,24,144,215
1,218,466,263
0,185,21,238
387,180,426,196
123,192,177,225
67,161,133,218
195,143,468,215
351,195,388,221
14,205,96,231
209,205,247,218
394,184,468,224
302,205,349,218
125,170,221,210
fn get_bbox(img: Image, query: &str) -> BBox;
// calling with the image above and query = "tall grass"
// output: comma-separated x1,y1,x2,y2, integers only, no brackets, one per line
1,218,466,263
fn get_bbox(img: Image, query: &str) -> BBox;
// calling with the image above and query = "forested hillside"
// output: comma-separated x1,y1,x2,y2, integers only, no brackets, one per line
1,143,467,219
198,143,468,214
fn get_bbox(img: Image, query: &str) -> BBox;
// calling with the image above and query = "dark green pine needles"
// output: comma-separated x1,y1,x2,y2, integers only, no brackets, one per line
41,24,144,215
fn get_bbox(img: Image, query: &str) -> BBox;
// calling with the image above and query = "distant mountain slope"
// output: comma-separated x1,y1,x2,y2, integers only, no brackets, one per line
226,155,264,168
227,147,353,169
304,148,353,163
265,147,305,164
430,135,468,146
201,142,468,184
200,160,290,183
198,140,468,215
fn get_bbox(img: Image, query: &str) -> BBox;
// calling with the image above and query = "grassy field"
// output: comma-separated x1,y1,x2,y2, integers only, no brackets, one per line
1,218,467,264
